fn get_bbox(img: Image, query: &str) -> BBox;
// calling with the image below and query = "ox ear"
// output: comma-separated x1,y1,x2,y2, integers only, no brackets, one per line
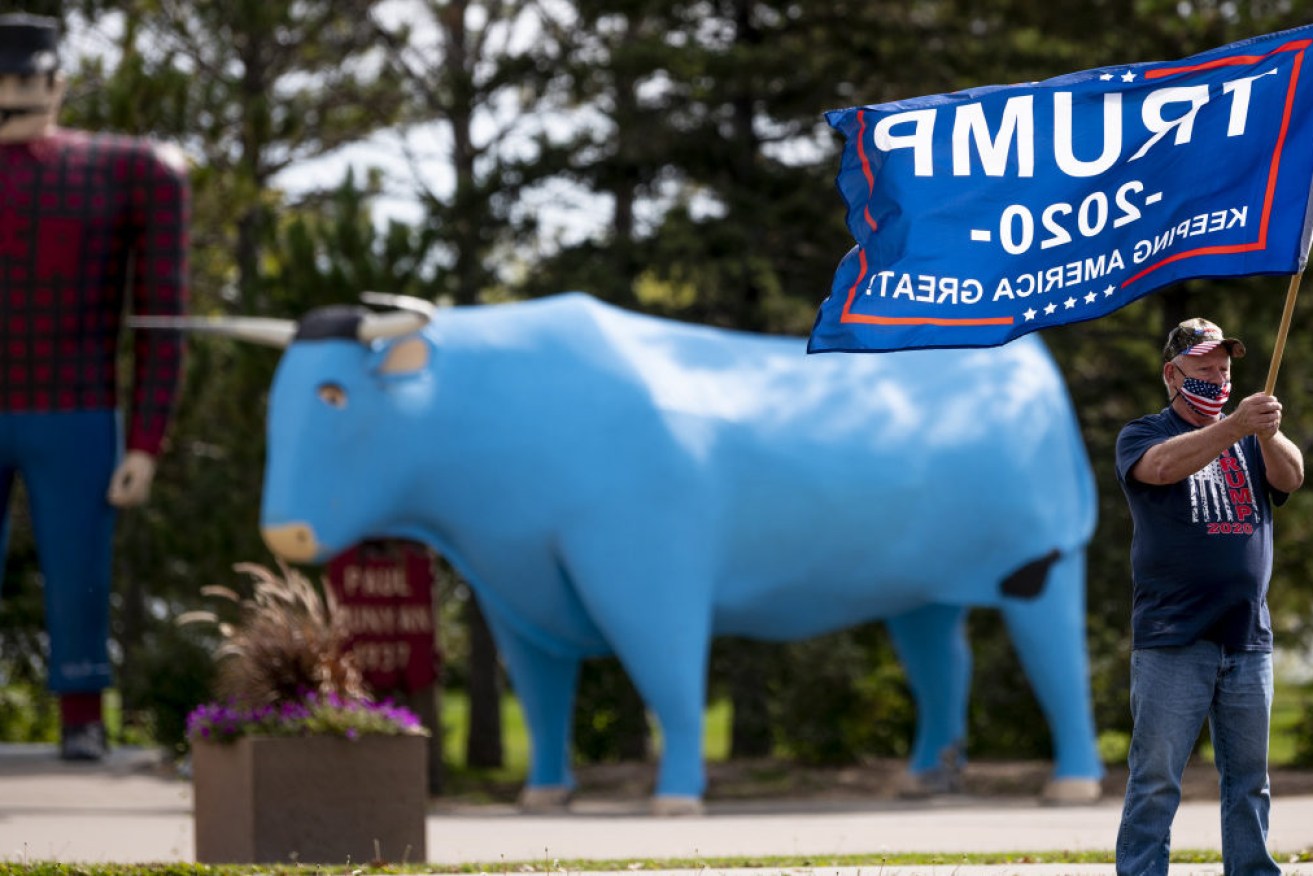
378,336,430,375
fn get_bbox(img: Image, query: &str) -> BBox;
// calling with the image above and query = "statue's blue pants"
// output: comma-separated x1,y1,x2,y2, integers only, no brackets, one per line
0,411,117,693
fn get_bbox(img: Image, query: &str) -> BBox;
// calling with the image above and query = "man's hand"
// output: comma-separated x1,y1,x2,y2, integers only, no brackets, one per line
106,450,157,508
1230,393,1283,440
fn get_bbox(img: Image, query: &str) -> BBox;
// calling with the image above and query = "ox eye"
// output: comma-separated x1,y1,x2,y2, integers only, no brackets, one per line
317,382,348,408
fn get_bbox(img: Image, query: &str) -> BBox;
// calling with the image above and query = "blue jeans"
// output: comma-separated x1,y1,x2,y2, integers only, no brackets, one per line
0,411,118,693
1115,642,1279,876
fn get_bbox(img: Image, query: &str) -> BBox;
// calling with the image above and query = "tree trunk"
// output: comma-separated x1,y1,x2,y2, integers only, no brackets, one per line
727,641,774,758
463,596,503,768
399,683,445,795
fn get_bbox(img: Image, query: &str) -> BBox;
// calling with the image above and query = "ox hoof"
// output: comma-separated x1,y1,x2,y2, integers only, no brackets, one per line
651,795,704,817
518,786,572,812
897,767,962,799
1041,777,1102,806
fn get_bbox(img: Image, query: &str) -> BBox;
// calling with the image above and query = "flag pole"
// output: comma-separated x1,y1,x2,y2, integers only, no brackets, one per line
1263,272,1303,395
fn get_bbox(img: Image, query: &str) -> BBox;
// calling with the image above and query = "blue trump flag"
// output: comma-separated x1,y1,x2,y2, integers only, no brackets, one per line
808,25,1313,353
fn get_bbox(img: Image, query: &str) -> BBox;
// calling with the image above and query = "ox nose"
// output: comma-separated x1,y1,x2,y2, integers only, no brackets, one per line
261,523,321,563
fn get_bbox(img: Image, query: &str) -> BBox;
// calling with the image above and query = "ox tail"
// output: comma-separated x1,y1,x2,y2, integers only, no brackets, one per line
1000,548,1061,599
1000,353,1097,601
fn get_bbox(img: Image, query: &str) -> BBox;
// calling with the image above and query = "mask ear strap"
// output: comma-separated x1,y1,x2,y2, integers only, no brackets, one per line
1166,363,1191,413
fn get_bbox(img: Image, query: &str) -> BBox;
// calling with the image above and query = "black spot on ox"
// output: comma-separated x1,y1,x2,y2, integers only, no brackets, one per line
1001,548,1062,599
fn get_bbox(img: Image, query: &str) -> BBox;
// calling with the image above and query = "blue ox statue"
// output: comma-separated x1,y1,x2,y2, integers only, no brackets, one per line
134,292,1103,813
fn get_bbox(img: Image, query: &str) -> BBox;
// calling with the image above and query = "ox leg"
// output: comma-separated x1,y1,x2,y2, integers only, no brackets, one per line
605,628,709,811
886,603,970,795
619,647,709,812
482,612,581,810
559,524,712,813
999,548,1103,803
580,599,709,811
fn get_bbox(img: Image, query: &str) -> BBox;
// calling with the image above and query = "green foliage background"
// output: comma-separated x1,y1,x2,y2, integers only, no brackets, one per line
3,0,1312,772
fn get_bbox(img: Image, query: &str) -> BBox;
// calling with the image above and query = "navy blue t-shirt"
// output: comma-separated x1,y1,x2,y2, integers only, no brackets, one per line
1116,407,1287,651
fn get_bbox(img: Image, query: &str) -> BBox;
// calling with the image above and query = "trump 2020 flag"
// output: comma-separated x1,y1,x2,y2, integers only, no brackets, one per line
808,25,1313,353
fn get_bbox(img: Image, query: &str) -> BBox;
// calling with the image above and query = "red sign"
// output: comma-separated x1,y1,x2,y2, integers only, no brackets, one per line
325,541,439,694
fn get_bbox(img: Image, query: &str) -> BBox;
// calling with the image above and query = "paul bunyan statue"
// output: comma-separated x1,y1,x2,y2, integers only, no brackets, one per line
0,12,189,760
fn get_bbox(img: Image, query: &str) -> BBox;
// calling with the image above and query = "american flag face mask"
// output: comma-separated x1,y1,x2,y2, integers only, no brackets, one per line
1179,376,1231,418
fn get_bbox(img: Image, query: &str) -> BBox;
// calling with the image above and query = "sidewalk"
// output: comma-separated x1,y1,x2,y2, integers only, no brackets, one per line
0,744,1310,873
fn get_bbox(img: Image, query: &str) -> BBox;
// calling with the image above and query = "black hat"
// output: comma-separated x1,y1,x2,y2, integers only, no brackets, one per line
1162,317,1246,362
0,13,60,76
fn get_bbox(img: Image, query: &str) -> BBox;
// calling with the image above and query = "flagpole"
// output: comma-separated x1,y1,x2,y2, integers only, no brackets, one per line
1263,272,1303,396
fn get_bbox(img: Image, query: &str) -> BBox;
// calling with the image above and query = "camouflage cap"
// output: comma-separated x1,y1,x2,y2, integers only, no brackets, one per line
1162,317,1246,362
0,13,59,76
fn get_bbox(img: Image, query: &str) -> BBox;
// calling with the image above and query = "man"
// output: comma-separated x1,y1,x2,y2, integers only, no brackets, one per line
0,13,189,760
1115,317,1304,876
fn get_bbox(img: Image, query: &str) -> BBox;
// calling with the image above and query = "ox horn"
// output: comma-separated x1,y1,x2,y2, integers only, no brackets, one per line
357,309,430,343
126,315,296,349
360,290,446,318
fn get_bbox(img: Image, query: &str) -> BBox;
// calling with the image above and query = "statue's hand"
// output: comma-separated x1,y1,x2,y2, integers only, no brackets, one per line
106,451,157,508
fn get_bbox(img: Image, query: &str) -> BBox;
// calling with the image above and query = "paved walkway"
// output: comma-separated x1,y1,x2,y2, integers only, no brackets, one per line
1,744,1311,873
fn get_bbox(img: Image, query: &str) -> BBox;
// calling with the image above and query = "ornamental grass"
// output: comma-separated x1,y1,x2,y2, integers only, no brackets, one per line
179,562,426,742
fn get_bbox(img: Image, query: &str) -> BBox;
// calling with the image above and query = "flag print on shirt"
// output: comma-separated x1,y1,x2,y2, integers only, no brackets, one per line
1189,446,1260,534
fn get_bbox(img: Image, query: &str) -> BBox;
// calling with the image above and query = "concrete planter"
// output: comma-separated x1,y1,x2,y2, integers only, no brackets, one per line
192,734,428,864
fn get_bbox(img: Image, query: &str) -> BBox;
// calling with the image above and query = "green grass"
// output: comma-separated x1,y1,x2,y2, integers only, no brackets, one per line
440,678,1311,777
439,690,531,778
438,692,734,774
1269,678,1312,765
702,696,733,760
0,686,153,747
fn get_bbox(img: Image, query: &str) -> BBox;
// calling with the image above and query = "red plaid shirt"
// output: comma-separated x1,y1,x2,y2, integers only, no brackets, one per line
1,129,189,455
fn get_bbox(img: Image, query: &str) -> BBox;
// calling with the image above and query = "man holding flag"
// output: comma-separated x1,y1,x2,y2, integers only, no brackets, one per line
808,20,1313,875
1114,318,1301,876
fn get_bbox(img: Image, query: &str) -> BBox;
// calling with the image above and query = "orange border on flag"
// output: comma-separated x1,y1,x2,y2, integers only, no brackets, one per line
838,248,1014,327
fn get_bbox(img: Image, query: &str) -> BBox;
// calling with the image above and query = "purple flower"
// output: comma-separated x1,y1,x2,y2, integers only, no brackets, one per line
185,693,427,744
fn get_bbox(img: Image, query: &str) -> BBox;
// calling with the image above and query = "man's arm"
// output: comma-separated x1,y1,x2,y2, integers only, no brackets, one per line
125,140,190,456
1131,416,1245,485
109,140,189,508
1258,429,1304,493
1131,393,1288,486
